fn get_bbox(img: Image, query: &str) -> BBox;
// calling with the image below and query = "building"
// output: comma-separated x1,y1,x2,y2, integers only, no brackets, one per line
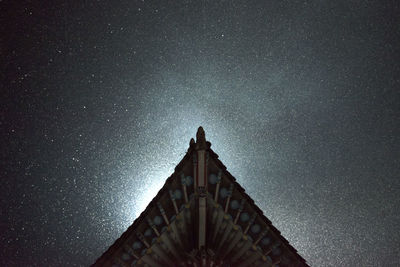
93,127,308,267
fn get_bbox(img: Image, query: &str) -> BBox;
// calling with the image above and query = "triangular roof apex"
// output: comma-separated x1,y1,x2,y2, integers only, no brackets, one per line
93,127,308,266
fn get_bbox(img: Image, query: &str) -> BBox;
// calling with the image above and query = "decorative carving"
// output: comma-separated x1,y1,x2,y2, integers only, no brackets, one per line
198,186,206,197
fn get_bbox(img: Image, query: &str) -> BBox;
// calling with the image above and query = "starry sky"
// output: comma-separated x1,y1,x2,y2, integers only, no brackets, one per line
1,0,400,266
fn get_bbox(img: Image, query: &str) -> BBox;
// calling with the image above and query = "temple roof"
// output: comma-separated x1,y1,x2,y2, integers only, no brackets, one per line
93,127,308,267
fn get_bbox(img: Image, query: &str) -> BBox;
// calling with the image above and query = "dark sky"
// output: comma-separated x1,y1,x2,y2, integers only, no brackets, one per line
1,0,400,266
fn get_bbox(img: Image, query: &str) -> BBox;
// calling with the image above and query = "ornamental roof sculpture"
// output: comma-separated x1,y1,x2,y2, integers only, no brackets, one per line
93,127,308,267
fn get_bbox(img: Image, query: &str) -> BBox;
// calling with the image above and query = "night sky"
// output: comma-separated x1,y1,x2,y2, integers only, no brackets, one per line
1,0,400,266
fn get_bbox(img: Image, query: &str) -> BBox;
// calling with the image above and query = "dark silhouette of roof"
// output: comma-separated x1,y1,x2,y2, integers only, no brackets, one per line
93,127,308,267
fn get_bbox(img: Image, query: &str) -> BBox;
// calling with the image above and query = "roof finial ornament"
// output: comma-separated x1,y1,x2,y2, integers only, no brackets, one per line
190,138,195,146
196,126,207,149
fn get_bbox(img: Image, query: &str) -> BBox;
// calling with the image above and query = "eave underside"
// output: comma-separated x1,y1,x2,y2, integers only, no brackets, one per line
93,145,308,267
